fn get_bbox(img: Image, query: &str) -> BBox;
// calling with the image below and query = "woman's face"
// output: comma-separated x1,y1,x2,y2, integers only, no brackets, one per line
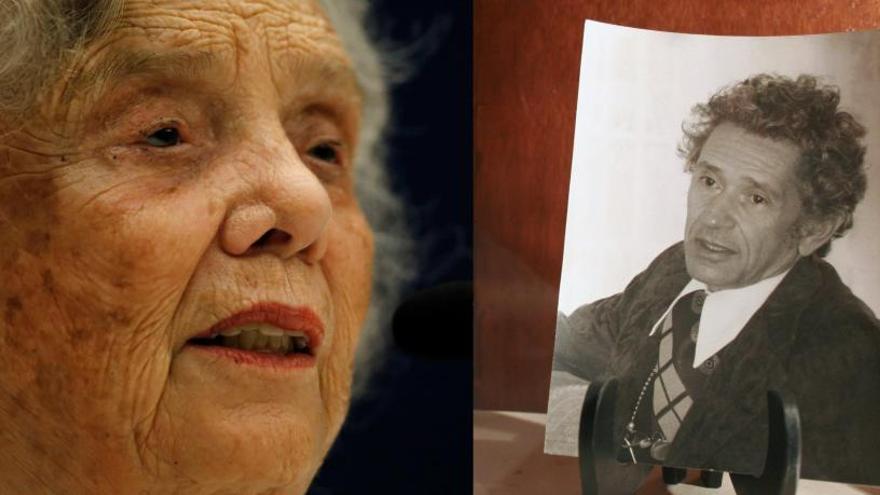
0,1,372,493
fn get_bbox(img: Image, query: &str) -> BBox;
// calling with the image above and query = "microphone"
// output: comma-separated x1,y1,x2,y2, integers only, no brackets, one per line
392,281,473,359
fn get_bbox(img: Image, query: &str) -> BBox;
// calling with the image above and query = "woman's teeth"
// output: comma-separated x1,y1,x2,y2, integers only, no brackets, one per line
214,325,310,354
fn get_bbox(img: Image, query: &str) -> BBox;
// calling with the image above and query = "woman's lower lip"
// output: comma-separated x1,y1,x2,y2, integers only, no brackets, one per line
186,344,316,370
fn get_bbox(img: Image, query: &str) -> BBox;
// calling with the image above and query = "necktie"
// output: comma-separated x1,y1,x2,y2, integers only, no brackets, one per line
650,289,706,460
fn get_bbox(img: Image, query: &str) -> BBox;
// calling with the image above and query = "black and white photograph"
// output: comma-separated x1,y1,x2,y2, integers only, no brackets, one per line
545,21,880,487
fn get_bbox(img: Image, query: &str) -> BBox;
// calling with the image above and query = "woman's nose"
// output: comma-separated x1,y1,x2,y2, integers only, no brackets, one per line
219,143,331,264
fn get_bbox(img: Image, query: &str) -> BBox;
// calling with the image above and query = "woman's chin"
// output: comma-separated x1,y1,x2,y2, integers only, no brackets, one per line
146,409,325,493
140,351,332,492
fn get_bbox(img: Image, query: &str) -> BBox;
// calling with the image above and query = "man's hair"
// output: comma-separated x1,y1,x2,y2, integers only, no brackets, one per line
679,74,868,257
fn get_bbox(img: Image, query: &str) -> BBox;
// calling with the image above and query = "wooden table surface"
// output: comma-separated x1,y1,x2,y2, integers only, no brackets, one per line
474,410,880,494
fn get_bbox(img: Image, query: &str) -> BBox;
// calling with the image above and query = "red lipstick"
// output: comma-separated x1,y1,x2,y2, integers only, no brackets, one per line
187,302,325,370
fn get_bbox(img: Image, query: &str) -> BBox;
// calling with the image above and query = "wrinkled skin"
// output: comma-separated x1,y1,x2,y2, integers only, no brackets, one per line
684,123,837,291
0,1,373,493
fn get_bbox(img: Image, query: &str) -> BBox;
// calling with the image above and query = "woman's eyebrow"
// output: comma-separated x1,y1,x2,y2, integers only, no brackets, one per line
67,47,362,107
272,54,363,100
62,48,220,106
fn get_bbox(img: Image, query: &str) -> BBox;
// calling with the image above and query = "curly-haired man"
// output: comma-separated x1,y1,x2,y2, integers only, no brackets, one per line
552,74,880,484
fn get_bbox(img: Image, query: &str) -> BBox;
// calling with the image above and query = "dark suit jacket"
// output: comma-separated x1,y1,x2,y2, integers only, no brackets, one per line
553,242,880,484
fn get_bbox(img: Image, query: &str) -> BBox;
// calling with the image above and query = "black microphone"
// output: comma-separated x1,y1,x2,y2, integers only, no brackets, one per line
391,281,472,359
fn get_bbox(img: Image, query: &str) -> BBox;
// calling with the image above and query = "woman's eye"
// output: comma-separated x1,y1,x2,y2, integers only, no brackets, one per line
699,176,716,187
751,194,767,205
307,142,342,165
145,127,182,148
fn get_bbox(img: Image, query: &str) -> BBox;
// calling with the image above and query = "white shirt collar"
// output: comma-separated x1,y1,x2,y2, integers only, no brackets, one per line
648,269,791,368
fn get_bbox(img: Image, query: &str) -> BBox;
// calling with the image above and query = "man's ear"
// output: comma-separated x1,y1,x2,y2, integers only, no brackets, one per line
797,214,844,256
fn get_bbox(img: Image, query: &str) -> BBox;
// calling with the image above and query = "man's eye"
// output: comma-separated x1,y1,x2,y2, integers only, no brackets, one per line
307,142,341,165
145,127,182,148
751,194,767,205
699,176,716,187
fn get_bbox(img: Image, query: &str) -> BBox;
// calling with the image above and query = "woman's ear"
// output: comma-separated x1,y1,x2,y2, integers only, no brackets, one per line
797,214,845,256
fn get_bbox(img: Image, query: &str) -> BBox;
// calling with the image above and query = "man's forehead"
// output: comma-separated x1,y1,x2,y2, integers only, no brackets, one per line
698,122,802,178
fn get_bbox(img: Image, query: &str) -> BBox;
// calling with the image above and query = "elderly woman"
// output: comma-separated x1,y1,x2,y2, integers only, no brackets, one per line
0,0,408,493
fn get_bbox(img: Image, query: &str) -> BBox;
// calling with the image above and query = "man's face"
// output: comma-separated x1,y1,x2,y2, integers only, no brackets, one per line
684,123,805,291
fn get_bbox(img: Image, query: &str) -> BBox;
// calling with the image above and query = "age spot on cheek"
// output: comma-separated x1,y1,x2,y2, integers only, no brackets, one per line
0,175,61,260
35,364,70,415
4,296,23,325
41,270,55,293
0,176,59,223
25,230,52,255
107,307,133,326
112,276,131,289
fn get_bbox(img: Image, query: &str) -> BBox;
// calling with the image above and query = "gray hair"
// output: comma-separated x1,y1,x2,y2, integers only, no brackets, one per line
0,0,122,125
0,1,412,395
316,1,414,395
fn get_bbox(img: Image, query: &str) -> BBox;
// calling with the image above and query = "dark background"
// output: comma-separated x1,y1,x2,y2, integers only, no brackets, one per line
309,1,472,494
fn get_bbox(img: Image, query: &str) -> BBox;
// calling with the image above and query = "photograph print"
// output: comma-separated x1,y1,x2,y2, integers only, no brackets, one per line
545,21,880,486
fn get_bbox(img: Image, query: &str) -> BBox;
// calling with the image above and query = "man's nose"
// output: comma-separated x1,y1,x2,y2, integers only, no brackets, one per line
701,191,737,229
219,132,331,264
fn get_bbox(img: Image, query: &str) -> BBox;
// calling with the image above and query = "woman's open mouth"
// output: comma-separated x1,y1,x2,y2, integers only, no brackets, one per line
185,303,324,369
189,324,312,352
